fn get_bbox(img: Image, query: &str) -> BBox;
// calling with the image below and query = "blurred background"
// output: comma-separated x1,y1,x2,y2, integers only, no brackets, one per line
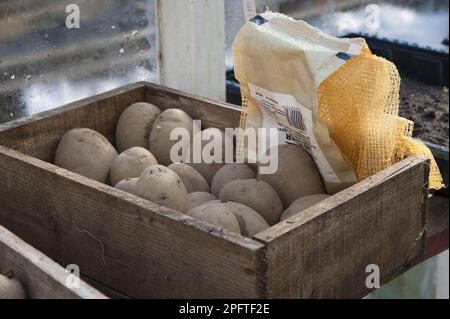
0,0,448,299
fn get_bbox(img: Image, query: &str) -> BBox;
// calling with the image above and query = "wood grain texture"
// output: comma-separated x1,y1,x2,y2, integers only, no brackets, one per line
0,146,265,298
0,225,107,299
155,0,226,101
145,82,242,130
0,82,431,299
254,156,429,299
0,82,242,161
0,83,146,162
0,83,253,298
81,275,131,299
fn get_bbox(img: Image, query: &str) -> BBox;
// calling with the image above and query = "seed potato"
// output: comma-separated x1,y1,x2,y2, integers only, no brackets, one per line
116,102,161,152
168,163,209,193
137,165,189,212
149,108,193,165
0,274,26,299
281,194,330,221
110,147,157,186
258,144,325,207
187,201,241,234
225,201,269,237
211,163,256,197
55,128,117,184
186,128,234,184
219,179,283,226
187,192,217,210
115,178,139,196
189,162,224,186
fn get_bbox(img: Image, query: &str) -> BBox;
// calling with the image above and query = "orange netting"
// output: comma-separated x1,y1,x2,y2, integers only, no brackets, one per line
317,47,444,189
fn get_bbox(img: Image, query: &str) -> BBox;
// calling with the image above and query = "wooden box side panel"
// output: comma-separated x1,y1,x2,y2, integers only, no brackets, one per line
0,147,265,298
145,83,242,130
0,83,146,163
255,157,428,299
0,225,107,299
0,82,242,166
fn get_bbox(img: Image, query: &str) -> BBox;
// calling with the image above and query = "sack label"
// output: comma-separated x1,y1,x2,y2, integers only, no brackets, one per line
248,83,341,183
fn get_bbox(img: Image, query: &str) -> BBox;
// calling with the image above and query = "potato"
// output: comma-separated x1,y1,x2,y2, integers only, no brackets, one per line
186,128,234,184
225,201,269,236
188,200,268,236
0,274,26,299
280,194,330,221
187,201,240,234
219,179,283,226
137,165,189,212
116,102,161,152
187,192,217,210
149,109,193,165
168,163,209,193
258,144,325,207
115,178,139,196
189,162,224,185
111,147,157,186
211,163,256,196
55,128,118,183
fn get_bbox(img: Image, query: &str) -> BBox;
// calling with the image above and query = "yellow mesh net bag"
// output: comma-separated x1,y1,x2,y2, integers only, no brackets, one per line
233,12,444,191
318,47,444,190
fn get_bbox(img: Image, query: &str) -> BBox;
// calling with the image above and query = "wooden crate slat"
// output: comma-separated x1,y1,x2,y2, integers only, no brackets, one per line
0,83,146,162
145,83,242,130
254,156,428,298
0,82,432,299
0,146,265,298
0,225,107,299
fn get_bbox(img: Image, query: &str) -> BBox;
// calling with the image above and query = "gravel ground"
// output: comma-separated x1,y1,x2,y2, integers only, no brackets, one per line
399,77,449,148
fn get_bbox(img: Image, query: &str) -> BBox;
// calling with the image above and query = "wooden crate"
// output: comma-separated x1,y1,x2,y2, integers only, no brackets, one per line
0,225,107,299
0,82,429,299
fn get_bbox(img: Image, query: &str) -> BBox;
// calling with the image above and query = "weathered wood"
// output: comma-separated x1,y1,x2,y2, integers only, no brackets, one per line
155,0,226,101
0,82,432,299
254,156,429,299
0,82,146,162
0,225,107,299
145,82,242,130
0,82,242,160
81,276,131,299
0,146,265,298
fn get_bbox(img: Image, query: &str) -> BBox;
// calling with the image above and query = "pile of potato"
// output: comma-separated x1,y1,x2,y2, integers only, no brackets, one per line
54,102,329,237
0,272,26,299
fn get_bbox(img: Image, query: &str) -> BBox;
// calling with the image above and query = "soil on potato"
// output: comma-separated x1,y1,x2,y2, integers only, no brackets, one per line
399,77,449,148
